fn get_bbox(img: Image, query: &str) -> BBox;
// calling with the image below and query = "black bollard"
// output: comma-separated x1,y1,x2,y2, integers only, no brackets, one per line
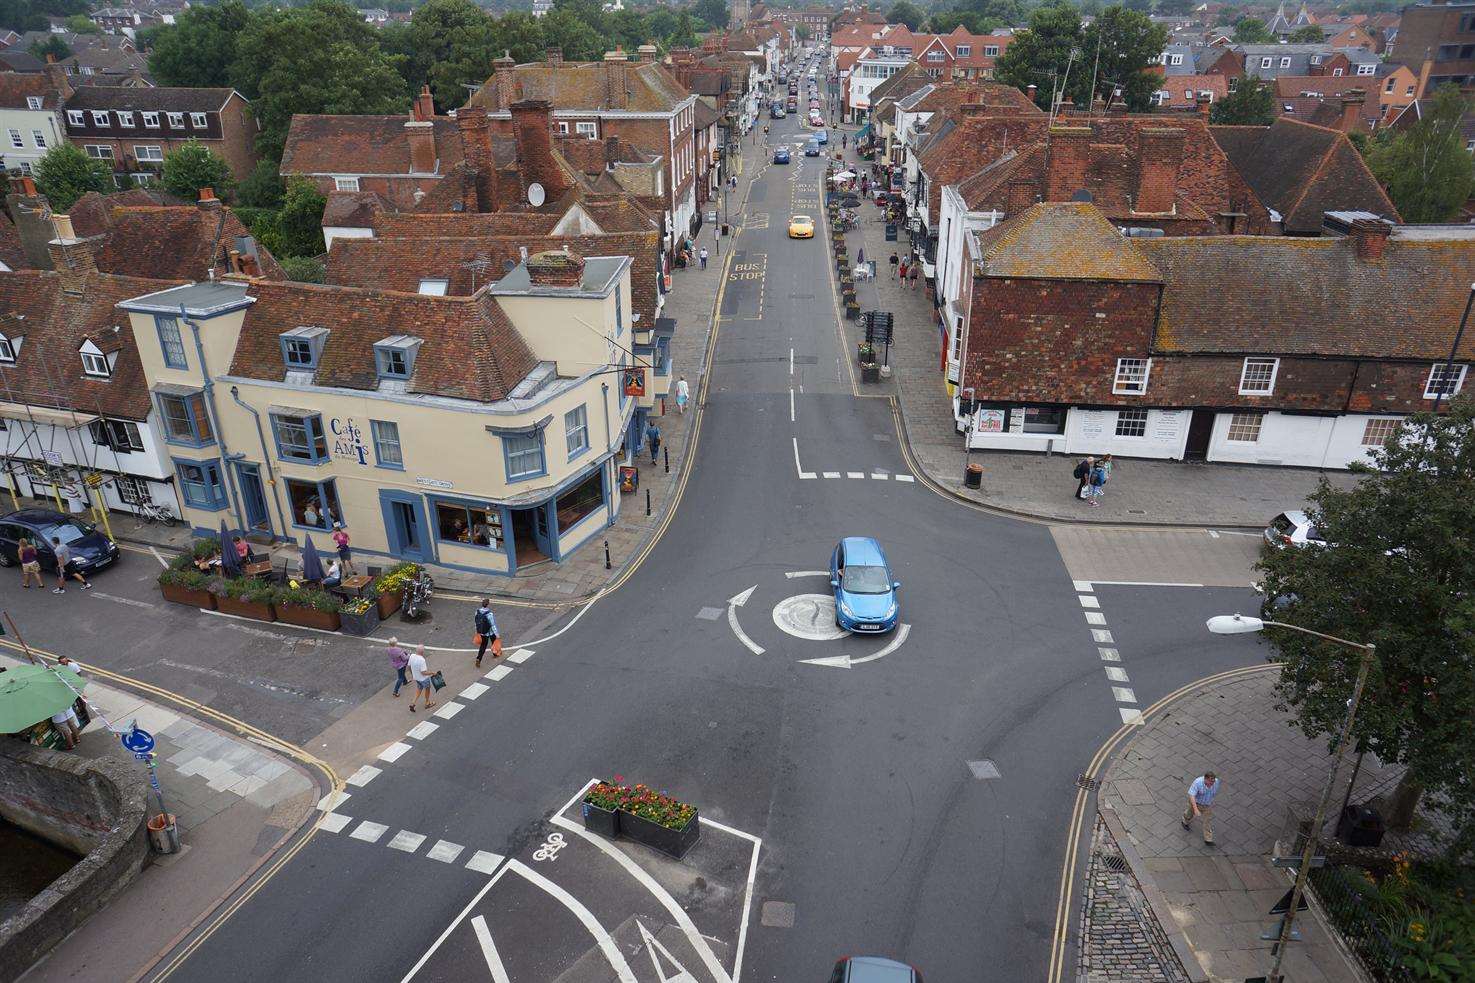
604,540,611,570
646,488,652,516
663,446,669,473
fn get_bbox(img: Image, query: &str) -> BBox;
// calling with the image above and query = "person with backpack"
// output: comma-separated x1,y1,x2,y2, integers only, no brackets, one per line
1072,456,1095,501
474,599,500,668
1087,461,1107,507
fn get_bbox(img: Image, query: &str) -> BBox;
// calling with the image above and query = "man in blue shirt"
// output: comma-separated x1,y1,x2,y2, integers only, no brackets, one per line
1182,771,1220,845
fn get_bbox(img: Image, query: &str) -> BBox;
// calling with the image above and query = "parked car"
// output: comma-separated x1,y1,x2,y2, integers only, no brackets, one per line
1264,510,1326,548
773,146,791,164
788,214,815,238
0,509,119,574
828,955,923,982
829,536,900,633
788,96,798,110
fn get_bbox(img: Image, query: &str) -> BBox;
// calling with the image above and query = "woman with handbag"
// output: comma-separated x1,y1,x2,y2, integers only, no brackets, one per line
474,599,501,668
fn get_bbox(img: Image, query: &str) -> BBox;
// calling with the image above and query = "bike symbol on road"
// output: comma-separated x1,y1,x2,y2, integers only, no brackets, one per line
532,830,567,862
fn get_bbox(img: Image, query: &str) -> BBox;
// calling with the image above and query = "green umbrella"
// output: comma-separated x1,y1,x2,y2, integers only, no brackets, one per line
0,664,89,733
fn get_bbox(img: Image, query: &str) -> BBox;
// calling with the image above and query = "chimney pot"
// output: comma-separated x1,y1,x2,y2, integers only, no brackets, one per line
198,186,216,203
51,214,76,242
414,84,435,121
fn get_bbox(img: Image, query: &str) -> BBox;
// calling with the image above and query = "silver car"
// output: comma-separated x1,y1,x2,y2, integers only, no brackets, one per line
1264,510,1325,548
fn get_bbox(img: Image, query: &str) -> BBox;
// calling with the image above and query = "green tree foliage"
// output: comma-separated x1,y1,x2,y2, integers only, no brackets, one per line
231,0,407,160
1209,75,1274,125
931,0,1027,33
1258,398,1475,853
0,0,88,32
928,10,998,34
1080,6,1168,111
161,140,237,201
62,13,95,31
33,144,111,210
795,24,811,41
279,256,325,283
1287,24,1324,43
888,0,925,29
691,0,727,30
28,34,71,62
539,7,603,61
490,10,547,63
251,178,326,259
148,0,250,88
1232,16,1275,43
1367,84,1475,224
995,3,1082,108
400,0,499,109
236,159,285,209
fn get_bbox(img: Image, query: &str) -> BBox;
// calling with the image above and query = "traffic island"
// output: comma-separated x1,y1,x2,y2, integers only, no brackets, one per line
582,779,701,859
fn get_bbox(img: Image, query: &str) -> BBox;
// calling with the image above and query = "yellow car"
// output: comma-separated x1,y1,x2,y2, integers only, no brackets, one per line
788,215,815,239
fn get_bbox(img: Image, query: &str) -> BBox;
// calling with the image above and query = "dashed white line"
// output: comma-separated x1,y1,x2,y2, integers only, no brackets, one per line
407,721,439,740
1104,666,1130,682
379,742,412,763
387,830,427,853
427,839,465,864
459,682,490,701
1111,686,1138,704
1073,580,1094,592
485,664,514,681
346,765,382,787
318,812,352,833
1120,708,1144,725
317,790,350,811
846,471,864,479
506,648,534,664
1098,648,1121,662
433,701,465,719
822,471,840,478
465,850,505,875
870,473,887,480
1078,595,1101,609
1084,612,1107,626
350,820,389,844
895,474,915,482
789,387,795,422
1092,629,1115,644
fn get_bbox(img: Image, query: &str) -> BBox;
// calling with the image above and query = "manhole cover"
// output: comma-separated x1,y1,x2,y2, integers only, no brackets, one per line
772,594,847,641
761,900,796,928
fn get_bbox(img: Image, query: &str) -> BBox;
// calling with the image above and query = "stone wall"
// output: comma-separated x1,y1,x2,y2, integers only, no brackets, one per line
0,741,148,983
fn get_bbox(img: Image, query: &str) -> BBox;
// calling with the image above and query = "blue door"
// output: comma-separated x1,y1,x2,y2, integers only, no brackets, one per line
236,463,271,536
379,490,431,562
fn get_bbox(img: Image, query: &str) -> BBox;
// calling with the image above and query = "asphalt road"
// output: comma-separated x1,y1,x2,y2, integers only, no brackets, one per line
120,72,1268,983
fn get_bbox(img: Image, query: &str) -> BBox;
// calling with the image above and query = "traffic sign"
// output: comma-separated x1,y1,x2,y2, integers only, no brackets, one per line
1269,888,1309,915
120,725,155,755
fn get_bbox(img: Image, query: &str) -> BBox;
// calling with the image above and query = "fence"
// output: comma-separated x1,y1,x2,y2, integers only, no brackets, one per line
1307,864,1409,982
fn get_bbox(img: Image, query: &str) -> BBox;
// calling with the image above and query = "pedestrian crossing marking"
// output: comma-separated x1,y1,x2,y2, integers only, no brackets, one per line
1111,686,1137,704
388,830,427,853
318,812,351,833
379,741,412,763
846,472,864,479
485,664,514,681
433,701,465,719
507,648,534,664
459,682,490,701
317,789,350,811
350,821,388,844
822,471,840,478
346,765,382,787
407,721,439,740
465,850,505,875
427,839,465,864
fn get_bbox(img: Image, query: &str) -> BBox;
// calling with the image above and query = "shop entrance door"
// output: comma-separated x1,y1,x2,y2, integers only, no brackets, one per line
379,490,430,562
1184,410,1215,460
236,463,271,535
508,506,550,570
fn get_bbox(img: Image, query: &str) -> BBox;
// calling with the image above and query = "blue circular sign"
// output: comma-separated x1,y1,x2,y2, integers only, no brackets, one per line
120,727,155,754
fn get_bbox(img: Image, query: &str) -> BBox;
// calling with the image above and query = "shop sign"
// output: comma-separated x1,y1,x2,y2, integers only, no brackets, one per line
329,417,369,465
415,476,454,490
977,409,1005,433
623,367,647,398
1153,410,1186,441
1078,411,1107,440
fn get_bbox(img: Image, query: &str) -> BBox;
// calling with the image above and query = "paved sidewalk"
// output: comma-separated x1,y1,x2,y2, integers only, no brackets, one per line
1095,668,1387,983
5,653,317,982
827,135,1358,528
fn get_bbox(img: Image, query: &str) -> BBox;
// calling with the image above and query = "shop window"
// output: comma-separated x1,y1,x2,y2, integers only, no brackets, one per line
565,405,589,458
272,413,329,463
284,477,339,529
1226,412,1263,442
176,459,227,510
372,419,403,468
1361,417,1400,447
158,391,213,445
435,500,501,548
1021,406,1066,434
156,315,187,368
1115,408,1148,438
1238,358,1278,395
1113,358,1150,395
503,431,546,480
556,468,604,533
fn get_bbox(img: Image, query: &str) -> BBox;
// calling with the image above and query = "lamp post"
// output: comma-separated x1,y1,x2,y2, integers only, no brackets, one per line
1205,614,1376,983
1431,282,1475,413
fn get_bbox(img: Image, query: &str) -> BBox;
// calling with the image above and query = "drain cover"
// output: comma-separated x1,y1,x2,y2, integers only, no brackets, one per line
761,901,796,928
1076,774,1100,791
1097,852,1129,873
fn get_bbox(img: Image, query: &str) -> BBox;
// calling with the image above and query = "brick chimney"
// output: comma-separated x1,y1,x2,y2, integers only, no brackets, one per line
413,84,435,122
1350,217,1390,261
545,45,563,66
1340,88,1366,133
405,120,436,173
197,186,221,209
47,214,96,294
1026,83,1037,103
43,56,70,98
1006,177,1037,215
455,106,498,211
1135,127,1185,215
493,51,516,109
605,48,629,110
526,248,585,287
511,99,571,202
1044,127,1091,202
1196,92,1213,118
637,43,659,63
959,100,991,119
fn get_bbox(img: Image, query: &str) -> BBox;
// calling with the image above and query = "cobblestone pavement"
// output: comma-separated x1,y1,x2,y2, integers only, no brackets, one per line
1079,814,1192,983
1098,668,1382,982
827,134,1359,529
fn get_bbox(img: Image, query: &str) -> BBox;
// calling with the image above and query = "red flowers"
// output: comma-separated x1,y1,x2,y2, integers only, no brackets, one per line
585,780,696,830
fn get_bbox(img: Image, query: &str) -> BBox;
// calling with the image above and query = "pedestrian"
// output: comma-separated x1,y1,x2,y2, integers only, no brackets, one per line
1072,455,1095,501
908,262,919,290
889,252,899,278
646,422,662,464
19,537,42,588
407,644,438,712
232,535,250,562
842,133,848,149
331,522,356,575
50,536,90,594
1097,454,1113,497
474,599,500,668
51,703,81,749
675,375,690,414
385,637,410,698
1182,771,1220,845
1087,462,1106,506
898,258,908,282
56,655,89,729
699,246,709,270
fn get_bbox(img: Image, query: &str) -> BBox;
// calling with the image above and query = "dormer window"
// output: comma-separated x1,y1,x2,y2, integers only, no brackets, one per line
117,110,134,126
191,112,208,128
79,340,111,378
0,333,18,363
26,96,41,110
374,335,421,380
91,110,109,126
279,325,327,370
67,110,84,126
143,111,160,128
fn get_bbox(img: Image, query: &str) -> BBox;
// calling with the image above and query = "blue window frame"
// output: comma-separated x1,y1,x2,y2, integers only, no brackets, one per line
618,356,629,409
431,496,503,550
374,336,420,381
271,412,329,463
278,327,327,370
503,431,546,481
284,476,341,530
156,316,186,369
175,458,227,510
371,419,403,469
565,405,589,459
157,391,214,446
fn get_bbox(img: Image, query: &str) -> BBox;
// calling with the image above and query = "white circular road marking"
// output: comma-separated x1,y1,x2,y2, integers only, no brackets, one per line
772,593,847,641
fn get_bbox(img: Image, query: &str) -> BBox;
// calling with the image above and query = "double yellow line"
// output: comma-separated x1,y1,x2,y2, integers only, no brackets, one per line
1044,662,1275,983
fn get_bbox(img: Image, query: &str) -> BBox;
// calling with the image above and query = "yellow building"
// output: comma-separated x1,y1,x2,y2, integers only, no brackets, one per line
119,250,639,575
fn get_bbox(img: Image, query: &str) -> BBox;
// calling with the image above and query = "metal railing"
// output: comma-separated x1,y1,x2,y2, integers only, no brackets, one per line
1307,864,1409,982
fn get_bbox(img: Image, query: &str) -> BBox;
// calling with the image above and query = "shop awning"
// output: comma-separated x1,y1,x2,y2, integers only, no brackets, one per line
0,401,97,428
856,123,873,141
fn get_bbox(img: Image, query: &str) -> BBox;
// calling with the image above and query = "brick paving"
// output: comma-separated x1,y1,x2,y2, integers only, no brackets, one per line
826,132,1359,528
1079,814,1191,983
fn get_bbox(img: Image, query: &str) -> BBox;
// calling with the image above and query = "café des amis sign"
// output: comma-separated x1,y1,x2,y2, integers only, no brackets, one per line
330,416,453,489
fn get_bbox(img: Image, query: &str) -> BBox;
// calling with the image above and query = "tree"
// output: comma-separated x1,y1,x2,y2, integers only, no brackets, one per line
1258,398,1475,854
62,12,95,31
33,144,111,210
252,178,326,258
1209,75,1274,125
236,160,285,209
1367,83,1475,224
148,0,250,89
161,140,237,201
401,0,499,109
691,0,726,30
667,10,699,48
29,35,71,62
888,0,925,29
1232,16,1275,43
489,10,546,64
231,0,408,160
928,10,998,34
995,3,1083,109
279,256,325,282
795,24,811,41
1079,6,1168,111
1287,24,1324,43
539,8,603,61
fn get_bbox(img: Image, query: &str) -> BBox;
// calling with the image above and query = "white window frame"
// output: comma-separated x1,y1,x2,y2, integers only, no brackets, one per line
1112,357,1151,395
142,111,160,128
166,112,184,128
1333,67,1344,76
0,336,16,363
926,50,944,63
984,45,999,56
26,96,42,110
1361,417,1400,447
1357,63,1376,76
1169,53,1183,65
417,278,449,295
1424,362,1467,399
1237,357,1279,395
134,144,163,162
1226,412,1263,442
334,176,360,192
557,121,569,134
575,120,597,139
7,129,20,149
116,110,134,126
91,110,110,126
80,349,111,378
1261,57,1273,69
1114,408,1149,438
67,109,84,126
957,44,971,56
191,112,208,128
1279,56,1292,69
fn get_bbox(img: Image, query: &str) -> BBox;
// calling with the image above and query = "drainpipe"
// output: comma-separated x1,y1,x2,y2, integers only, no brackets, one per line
230,384,288,538
601,381,616,526
180,305,246,532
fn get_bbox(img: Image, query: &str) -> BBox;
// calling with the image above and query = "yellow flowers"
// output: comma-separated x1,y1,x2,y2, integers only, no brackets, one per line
1409,920,1427,942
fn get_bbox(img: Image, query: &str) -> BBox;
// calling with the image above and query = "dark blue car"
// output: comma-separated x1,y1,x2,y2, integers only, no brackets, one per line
829,536,900,633
0,509,119,574
773,146,791,164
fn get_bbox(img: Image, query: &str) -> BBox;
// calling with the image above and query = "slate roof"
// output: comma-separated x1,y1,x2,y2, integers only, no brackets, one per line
1209,118,1398,232
226,280,538,403
281,115,465,176
63,86,238,113
465,60,691,114
972,202,1165,283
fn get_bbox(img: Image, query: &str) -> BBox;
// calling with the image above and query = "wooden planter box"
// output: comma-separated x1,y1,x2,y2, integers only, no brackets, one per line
582,800,620,838
340,604,381,637
276,604,342,632
376,591,401,620
619,809,700,859
159,582,216,610
215,595,276,622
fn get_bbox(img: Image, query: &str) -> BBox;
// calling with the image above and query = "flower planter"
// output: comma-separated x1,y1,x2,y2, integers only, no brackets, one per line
619,808,700,859
376,591,401,620
215,596,276,622
276,603,341,632
582,800,620,838
340,604,381,637
861,363,882,383
160,583,216,610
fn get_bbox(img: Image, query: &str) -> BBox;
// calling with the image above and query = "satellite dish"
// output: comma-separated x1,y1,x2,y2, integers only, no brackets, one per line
528,182,546,207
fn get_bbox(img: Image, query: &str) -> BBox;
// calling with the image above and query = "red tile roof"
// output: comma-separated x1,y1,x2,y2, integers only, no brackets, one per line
281,115,465,177
973,202,1165,282
465,60,690,114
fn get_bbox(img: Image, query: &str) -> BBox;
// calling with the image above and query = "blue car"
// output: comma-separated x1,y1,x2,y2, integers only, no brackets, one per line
773,146,791,164
829,536,900,633
815,129,828,145
805,140,821,157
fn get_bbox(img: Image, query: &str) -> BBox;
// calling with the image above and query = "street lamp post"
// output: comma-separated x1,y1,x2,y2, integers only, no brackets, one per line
1205,614,1376,983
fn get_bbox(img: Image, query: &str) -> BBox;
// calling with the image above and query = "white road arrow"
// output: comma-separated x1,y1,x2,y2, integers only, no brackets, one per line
636,919,699,983
728,586,764,655
799,623,911,669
